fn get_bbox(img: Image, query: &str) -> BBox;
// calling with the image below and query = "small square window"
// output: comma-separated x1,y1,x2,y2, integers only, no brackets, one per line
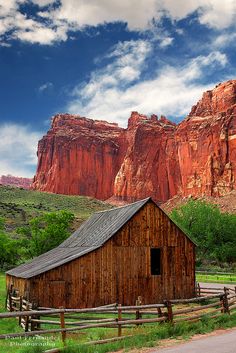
151,248,161,275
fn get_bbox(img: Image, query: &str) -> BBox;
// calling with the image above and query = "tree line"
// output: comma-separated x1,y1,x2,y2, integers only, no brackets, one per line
170,200,236,266
0,211,74,270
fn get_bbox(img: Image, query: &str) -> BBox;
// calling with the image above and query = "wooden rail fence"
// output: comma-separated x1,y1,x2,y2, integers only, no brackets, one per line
6,284,33,331
1,284,236,350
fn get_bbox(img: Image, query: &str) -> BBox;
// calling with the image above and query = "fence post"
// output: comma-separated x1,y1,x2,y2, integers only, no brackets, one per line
30,302,37,331
165,301,173,323
197,283,201,297
36,303,41,331
9,292,13,312
223,287,230,314
157,307,163,317
5,287,10,310
220,294,224,314
19,296,23,326
117,304,122,337
59,307,66,345
25,303,30,332
136,296,142,326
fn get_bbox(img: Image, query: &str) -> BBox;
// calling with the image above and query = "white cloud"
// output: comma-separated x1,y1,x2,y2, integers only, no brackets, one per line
159,36,173,48
31,0,56,6
9,11,68,44
213,32,236,49
38,81,53,92
0,0,67,45
158,0,236,29
67,44,227,126
0,0,19,17
38,0,236,33
71,39,152,99
0,41,11,47
42,0,158,31
0,0,236,45
0,124,41,177
13,27,67,45
198,0,236,29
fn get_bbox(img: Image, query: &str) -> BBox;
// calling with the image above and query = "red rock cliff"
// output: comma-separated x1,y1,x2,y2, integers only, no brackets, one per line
175,81,236,198
0,175,32,189
32,114,127,200
32,80,236,201
113,112,181,201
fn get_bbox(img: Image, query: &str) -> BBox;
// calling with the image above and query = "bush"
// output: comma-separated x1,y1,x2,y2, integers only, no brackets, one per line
170,200,236,264
0,217,19,269
17,210,75,257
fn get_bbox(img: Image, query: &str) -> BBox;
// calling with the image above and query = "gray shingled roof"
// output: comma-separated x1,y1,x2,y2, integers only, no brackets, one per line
6,197,151,279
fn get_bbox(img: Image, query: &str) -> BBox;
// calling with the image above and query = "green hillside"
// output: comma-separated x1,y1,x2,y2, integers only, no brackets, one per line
0,185,112,233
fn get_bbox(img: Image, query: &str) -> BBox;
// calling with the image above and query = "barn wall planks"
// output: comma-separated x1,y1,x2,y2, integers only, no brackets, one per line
7,200,195,308
6,275,31,299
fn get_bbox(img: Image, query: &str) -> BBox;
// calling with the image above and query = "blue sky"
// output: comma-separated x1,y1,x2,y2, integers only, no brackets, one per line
0,0,236,177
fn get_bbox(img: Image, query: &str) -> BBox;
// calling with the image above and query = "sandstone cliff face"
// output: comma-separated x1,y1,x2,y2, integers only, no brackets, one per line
0,175,32,189
32,80,236,202
176,81,236,198
113,112,181,201
32,114,127,200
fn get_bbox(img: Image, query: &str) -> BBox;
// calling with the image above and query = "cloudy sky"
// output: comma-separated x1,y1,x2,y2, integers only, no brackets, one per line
0,0,236,177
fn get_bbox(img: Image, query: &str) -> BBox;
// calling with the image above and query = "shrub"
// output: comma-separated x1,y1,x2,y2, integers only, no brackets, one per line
17,210,75,257
0,217,19,269
170,200,236,264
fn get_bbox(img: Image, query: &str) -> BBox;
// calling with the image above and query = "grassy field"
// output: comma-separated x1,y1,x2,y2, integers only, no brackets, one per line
196,272,236,284
0,273,236,353
0,185,112,233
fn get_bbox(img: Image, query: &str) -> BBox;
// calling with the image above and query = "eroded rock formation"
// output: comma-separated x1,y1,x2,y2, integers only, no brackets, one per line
32,114,127,200
0,175,32,189
32,80,236,202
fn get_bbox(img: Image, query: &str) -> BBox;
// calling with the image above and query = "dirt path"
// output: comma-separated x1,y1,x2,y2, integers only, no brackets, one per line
122,328,236,353
149,328,236,353
199,282,235,290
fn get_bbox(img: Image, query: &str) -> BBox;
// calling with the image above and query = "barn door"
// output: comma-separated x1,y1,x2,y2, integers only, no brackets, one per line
48,281,66,308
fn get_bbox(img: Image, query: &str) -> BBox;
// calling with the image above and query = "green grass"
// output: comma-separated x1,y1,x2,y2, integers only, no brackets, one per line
0,272,236,353
0,272,63,352
15,314,236,353
196,272,236,284
0,185,112,233
61,315,236,353
0,273,33,353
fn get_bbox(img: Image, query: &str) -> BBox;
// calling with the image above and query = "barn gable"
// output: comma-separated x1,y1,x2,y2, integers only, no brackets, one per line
7,197,160,279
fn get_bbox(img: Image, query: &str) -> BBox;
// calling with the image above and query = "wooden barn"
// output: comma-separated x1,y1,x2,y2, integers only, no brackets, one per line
6,198,196,308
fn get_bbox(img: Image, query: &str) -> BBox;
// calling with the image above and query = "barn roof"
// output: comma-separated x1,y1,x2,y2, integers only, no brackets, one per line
6,197,151,279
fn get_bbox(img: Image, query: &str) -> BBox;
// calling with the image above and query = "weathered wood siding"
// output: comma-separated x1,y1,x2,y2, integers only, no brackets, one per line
7,201,195,308
6,275,30,299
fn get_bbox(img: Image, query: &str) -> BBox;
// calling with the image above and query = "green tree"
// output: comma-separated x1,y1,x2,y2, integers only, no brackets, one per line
17,210,75,257
170,200,236,264
0,217,19,269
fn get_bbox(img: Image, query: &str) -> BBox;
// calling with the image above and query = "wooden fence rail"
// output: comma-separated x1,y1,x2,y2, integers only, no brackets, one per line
1,284,235,349
196,270,236,276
